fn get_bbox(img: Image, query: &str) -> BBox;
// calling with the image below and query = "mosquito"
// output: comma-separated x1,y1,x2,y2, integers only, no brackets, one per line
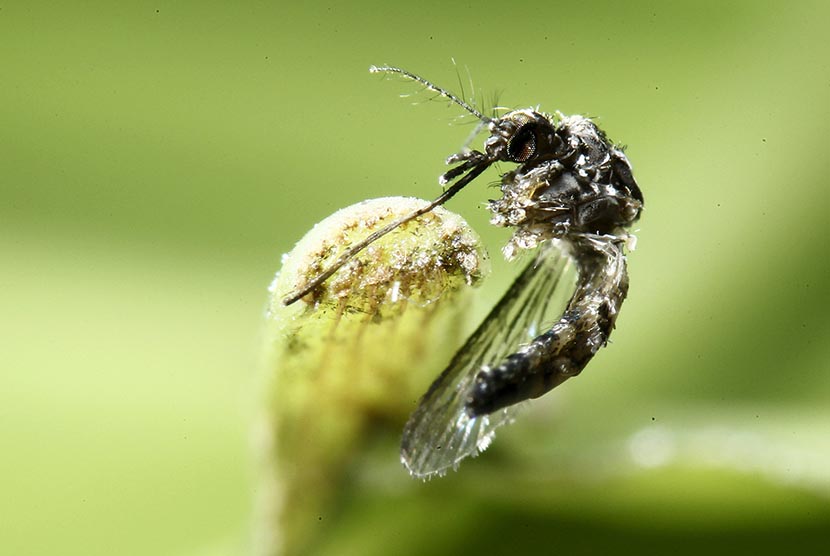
282,65,644,479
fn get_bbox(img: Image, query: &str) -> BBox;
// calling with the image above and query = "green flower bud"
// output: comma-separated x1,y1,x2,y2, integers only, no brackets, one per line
256,196,487,556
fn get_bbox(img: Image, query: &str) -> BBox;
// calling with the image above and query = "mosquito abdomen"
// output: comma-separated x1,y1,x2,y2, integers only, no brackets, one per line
466,238,629,417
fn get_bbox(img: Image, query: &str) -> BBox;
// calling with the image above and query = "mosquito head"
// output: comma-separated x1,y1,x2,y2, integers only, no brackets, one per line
483,109,563,165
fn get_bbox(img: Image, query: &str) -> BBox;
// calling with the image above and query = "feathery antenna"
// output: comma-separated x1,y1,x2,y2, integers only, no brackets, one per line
370,65,492,124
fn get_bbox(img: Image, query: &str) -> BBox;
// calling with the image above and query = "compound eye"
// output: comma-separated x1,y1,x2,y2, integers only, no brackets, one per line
507,124,538,162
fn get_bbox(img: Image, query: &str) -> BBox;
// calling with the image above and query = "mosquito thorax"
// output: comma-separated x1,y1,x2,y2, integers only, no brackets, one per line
483,111,643,259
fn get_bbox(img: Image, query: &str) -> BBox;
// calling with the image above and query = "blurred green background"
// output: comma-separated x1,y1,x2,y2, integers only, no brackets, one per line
3,1,830,555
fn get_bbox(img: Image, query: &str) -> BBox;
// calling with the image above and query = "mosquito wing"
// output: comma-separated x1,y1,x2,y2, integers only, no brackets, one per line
401,240,574,478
